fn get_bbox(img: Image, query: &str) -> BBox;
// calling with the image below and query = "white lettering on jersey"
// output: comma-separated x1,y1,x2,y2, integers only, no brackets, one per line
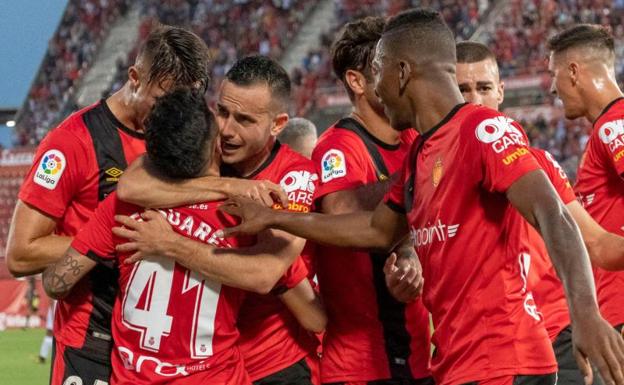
411,220,460,247
33,149,66,190
475,116,527,153
518,252,542,322
276,170,318,212
598,120,624,150
544,151,568,180
321,149,347,182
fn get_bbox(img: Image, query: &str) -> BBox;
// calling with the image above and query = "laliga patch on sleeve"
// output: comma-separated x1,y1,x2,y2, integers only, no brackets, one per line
321,149,347,183
33,149,67,190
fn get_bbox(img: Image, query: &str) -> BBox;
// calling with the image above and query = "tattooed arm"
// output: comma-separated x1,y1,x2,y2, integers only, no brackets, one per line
42,248,97,299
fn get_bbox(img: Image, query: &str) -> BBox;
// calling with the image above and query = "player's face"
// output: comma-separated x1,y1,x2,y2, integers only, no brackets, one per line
456,59,504,110
362,72,387,119
372,40,413,131
215,80,283,167
548,52,584,119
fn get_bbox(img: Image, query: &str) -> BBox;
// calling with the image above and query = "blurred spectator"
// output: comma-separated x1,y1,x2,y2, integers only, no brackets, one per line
15,0,129,146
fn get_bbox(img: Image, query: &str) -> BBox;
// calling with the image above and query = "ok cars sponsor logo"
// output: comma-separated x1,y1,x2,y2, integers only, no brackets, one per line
598,119,624,152
475,116,527,153
411,219,460,247
273,170,318,212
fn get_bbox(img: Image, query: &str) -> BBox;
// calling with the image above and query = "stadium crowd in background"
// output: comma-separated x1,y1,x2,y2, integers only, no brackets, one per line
4,2,624,385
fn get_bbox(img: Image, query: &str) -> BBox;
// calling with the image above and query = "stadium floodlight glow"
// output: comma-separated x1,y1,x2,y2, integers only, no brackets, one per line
6,120,15,127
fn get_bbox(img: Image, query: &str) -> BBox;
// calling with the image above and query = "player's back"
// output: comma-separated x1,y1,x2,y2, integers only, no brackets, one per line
71,194,251,384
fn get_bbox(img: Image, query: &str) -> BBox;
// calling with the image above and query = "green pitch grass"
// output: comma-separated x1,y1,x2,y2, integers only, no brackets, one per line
0,328,50,385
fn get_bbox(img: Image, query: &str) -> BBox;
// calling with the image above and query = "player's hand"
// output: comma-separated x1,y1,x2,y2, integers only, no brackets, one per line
572,312,624,385
112,210,180,264
216,197,276,237
226,178,288,208
383,252,423,303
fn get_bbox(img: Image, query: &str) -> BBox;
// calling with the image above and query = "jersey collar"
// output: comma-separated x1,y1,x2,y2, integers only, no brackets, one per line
421,102,469,141
100,99,145,139
593,97,624,126
221,140,282,179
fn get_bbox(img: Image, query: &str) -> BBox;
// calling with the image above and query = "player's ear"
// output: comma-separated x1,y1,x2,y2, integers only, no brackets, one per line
399,60,411,94
128,66,140,91
498,80,505,105
568,61,579,87
271,113,289,137
345,69,367,97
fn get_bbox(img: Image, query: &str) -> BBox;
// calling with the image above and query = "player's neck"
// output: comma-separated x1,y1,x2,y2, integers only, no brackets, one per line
106,89,142,133
585,81,624,123
231,139,275,178
412,78,465,136
350,101,399,145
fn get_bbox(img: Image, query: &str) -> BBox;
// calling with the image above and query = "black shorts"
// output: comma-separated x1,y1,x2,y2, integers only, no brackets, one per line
49,336,112,385
254,358,313,385
553,325,604,385
325,376,435,385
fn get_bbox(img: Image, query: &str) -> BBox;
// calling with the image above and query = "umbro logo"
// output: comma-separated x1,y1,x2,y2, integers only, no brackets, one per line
105,167,123,182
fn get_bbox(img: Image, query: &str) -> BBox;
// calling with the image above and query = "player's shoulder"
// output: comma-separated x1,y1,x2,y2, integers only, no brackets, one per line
313,124,368,163
592,98,624,147
276,142,316,172
39,103,100,151
458,104,526,143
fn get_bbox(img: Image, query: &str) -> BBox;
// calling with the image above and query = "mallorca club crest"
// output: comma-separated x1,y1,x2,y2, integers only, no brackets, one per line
432,157,443,187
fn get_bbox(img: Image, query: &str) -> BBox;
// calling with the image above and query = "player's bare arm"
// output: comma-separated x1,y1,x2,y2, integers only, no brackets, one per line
42,248,96,299
117,155,288,208
112,210,305,294
5,200,73,277
507,169,624,384
218,196,408,251
321,179,394,214
279,280,327,333
567,200,624,271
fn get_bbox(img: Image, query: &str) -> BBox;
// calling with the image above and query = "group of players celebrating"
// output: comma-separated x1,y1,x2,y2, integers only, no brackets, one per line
6,6,624,385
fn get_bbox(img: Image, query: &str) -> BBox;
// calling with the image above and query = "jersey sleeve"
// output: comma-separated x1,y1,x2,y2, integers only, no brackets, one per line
463,111,541,193
530,149,577,204
18,128,91,218
271,256,308,295
71,193,122,261
593,119,624,177
311,131,372,198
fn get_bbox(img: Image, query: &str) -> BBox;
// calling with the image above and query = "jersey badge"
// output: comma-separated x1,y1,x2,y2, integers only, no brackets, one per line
33,149,66,190
321,149,346,182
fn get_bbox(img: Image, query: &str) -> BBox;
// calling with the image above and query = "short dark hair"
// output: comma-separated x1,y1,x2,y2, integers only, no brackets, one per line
225,55,291,110
383,8,456,63
331,16,385,100
548,24,614,54
456,41,496,64
137,25,211,92
145,88,216,179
